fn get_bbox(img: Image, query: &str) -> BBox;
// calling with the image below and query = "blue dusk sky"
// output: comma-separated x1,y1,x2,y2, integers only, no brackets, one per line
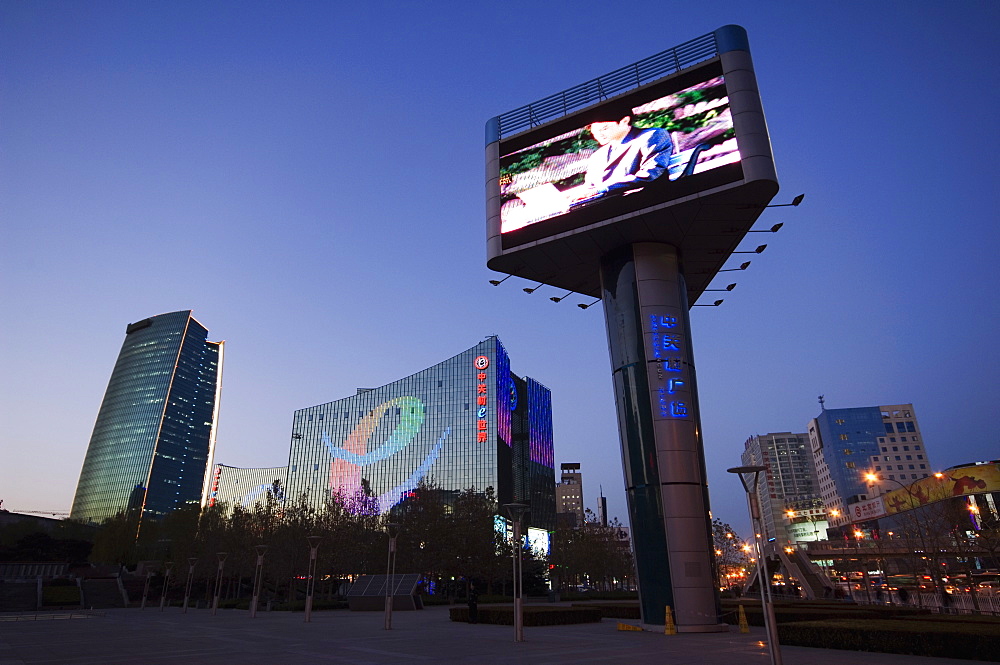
2,1,997,536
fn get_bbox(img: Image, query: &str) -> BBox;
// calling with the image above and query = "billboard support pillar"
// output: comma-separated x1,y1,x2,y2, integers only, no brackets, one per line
599,242,725,632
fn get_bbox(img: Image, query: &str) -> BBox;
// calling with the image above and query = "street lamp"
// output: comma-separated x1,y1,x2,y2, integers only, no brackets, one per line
384,524,401,630
250,545,268,619
503,503,529,643
159,562,173,611
305,535,321,623
212,552,227,615
728,466,783,665
183,557,197,613
140,569,153,610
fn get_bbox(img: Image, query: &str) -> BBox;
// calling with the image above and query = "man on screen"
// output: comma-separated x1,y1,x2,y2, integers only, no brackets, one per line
572,115,673,204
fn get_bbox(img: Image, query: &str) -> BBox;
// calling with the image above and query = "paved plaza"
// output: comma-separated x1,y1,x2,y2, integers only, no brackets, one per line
0,605,984,665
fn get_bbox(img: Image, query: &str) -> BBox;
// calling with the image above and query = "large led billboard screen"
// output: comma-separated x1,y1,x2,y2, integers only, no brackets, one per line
499,65,740,243
485,26,778,301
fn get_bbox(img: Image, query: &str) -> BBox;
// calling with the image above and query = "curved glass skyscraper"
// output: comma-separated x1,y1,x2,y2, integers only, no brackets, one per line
284,336,555,530
70,310,223,524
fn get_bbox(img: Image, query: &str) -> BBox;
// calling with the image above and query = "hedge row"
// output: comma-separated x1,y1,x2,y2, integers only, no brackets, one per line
722,602,932,626
778,619,1000,662
449,606,601,626
571,602,641,619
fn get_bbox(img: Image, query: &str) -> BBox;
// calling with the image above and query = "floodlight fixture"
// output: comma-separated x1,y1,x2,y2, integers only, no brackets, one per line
742,193,804,209
748,223,783,233
693,299,724,307
705,283,736,292
578,299,601,310
731,245,767,254
523,283,545,294
719,261,751,272
489,274,512,286
549,290,574,303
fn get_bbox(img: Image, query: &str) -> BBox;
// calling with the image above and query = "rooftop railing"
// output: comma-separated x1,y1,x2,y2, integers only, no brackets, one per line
496,31,718,139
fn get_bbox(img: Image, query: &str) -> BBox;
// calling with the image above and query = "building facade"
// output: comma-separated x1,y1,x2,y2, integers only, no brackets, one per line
808,403,930,529
205,464,288,511
282,337,555,531
741,432,823,544
555,462,584,528
865,404,933,494
71,311,223,524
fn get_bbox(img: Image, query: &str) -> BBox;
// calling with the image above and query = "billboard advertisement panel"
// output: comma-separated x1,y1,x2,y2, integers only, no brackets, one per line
882,462,1000,515
486,27,778,300
499,66,740,242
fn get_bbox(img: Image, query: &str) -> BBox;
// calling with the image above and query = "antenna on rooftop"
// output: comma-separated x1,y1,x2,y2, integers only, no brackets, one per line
818,395,826,411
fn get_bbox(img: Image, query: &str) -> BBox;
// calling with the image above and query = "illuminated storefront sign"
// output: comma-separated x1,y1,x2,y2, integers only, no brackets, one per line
850,497,886,521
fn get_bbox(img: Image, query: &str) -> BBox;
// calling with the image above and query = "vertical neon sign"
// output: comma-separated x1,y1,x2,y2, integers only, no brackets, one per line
474,355,490,443
648,314,688,419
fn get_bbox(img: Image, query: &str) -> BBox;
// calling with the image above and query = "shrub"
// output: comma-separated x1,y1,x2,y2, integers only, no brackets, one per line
571,602,640,619
779,619,1000,662
42,586,81,606
449,606,601,626
48,578,77,587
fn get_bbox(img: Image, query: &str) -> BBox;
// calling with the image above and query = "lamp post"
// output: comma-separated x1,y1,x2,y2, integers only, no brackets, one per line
159,562,173,611
503,503,529,643
212,552,227,615
250,545,268,619
305,535,321,623
383,524,400,630
183,557,197,613
864,471,943,605
140,569,153,610
728,466,783,665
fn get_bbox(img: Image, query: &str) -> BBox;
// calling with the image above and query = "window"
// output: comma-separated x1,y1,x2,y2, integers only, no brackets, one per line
835,419,845,425
845,462,856,469
890,438,896,442
892,446,898,451
903,445,910,451
884,423,894,434
889,474,895,480
906,455,912,460
308,415,313,422
875,465,881,471
917,455,924,460
839,434,849,441
919,464,926,469
318,413,324,420
843,448,853,455
906,421,915,432
900,437,907,442
896,422,907,433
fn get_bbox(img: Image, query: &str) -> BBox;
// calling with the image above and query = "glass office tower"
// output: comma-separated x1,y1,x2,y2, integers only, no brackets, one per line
284,336,555,530
70,311,224,524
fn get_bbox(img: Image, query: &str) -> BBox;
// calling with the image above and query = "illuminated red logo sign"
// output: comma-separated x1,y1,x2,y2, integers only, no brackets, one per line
474,356,490,442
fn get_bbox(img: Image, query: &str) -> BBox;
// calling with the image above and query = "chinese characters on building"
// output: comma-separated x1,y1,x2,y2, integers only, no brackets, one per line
474,355,490,443
648,314,688,419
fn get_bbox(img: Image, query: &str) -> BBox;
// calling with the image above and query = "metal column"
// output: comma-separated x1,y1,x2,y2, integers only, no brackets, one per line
600,242,723,631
